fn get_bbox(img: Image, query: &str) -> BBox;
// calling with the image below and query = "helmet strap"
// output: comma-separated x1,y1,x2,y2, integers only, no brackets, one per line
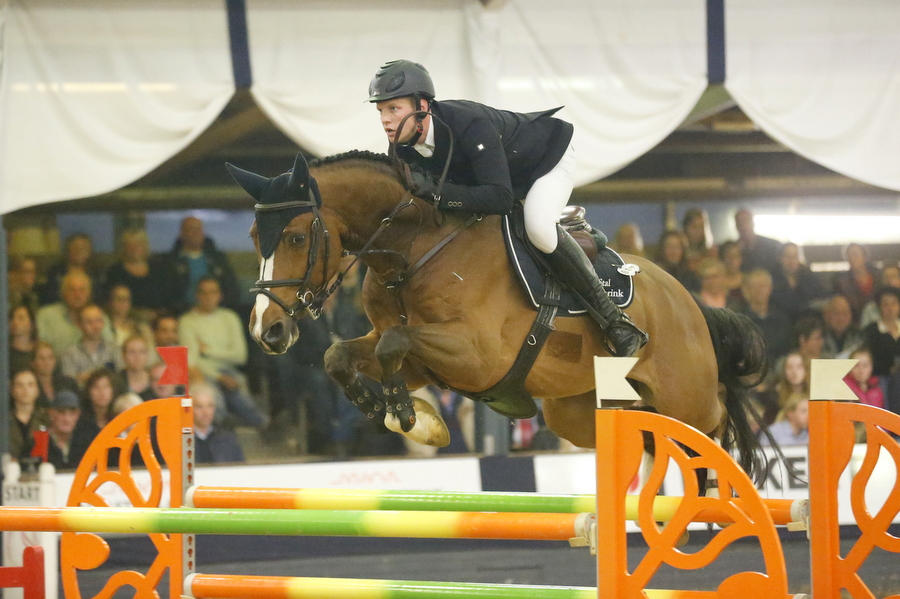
398,95,429,147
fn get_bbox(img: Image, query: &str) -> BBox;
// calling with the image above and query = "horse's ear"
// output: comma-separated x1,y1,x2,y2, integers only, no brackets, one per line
226,162,270,202
286,152,310,192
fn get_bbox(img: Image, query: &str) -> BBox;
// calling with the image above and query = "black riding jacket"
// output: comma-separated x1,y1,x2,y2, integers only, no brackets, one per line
395,100,574,215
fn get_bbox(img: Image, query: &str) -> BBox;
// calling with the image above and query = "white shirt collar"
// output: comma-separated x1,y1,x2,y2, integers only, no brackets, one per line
413,118,435,158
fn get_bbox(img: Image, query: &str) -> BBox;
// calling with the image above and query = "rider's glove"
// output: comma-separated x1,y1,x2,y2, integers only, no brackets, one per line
409,171,439,203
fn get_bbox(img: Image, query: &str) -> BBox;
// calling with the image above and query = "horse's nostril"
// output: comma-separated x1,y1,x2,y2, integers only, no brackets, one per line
263,321,285,344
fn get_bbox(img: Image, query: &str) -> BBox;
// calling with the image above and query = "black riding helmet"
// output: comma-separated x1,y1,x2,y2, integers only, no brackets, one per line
367,59,435,103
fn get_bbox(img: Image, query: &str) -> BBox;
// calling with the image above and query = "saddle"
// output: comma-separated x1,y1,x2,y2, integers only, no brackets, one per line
502,205,635,314
450,205,641,419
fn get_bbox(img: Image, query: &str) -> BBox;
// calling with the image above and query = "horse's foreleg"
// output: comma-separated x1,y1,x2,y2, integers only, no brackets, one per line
323,332,389,429
373,327,417,432
373,325,458,447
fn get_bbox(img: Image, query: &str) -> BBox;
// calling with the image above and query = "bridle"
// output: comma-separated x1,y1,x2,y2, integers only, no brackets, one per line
251,177,423,323
251,191,333,320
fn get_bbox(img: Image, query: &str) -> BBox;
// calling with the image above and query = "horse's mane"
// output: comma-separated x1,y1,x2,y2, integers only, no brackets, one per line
310,150,403,182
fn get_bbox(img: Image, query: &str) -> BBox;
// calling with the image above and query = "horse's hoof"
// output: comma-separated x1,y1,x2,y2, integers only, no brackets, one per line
384,398,450,447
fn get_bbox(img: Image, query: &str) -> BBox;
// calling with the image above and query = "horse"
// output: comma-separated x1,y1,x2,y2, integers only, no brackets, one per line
227,151,769,483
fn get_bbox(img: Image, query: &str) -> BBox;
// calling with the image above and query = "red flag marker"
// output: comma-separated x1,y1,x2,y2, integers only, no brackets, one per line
156,346,189,394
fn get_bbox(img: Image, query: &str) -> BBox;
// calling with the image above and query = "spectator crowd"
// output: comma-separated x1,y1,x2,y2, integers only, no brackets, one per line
6,215,381,471
614,208,900,446
9,206,899,471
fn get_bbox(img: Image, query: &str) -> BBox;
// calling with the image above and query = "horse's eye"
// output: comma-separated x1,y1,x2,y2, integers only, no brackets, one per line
288,235,306,246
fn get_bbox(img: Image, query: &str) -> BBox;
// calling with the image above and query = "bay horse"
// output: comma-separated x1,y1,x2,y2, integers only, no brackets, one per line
228,151,769,482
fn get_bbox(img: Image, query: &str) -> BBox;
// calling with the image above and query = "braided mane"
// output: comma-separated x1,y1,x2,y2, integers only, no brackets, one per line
316,149,433,188
310,150,395,169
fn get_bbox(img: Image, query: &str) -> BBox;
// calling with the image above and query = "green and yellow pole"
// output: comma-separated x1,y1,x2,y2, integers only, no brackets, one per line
0,507,588,541
186,487,803,526
187,486,596,514
185,574,597,599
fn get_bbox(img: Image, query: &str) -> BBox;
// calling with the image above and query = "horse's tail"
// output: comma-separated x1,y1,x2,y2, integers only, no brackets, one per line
696,301,770,485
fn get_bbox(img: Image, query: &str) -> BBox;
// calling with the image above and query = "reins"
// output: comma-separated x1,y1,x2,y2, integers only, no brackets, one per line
253,112,469,322
391,109,454,227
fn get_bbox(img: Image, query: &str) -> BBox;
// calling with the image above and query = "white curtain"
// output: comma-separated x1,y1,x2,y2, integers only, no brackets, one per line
245,0,475,162
726,0,900,192
247,0,708,185
0,0,235,215
493,0,708,185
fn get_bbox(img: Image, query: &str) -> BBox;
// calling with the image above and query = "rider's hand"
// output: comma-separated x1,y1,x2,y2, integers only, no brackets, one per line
409,171,438,201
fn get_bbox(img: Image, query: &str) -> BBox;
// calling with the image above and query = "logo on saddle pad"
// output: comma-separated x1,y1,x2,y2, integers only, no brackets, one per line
617,263,641,277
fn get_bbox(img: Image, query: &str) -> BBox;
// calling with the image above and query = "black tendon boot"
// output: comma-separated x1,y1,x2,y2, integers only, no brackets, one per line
546,225,648,356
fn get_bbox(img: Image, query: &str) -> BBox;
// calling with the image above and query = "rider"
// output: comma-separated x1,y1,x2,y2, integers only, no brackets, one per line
368,59,648,357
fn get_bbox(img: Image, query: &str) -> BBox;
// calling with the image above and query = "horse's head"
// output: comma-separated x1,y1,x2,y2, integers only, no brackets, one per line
227,153,343,354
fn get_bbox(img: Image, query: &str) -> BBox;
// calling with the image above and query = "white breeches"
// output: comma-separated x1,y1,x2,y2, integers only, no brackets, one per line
523,143,576,254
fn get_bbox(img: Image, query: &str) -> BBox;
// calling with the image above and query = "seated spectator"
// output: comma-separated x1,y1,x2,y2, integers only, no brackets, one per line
696,257,730,308
682,208,717,273
106,284,154,350
105,229,170,319
655,231,700,292
112,392,143,416
860,263,900,329
8,256,40,315
163,216,241,313
72,368,119,450
773,350,810,408
8,369,49,461
193,382,245,464
178,277,266,427
612,222,645,258
861,286,900,378
794,313,826,367
105,392,148,468
9,305,37,376
737,269,792,364
59,304,122,386
822,294,864,359
32,341,78,408
734,208,782,275
761,395,809,446
37,271,113,356
844,347,884,409
833,243,880,321
718,240,744,304
153,313,180,347
150,312,180,366
115,335,155,401
38,233,103,306
46,390,85,471
266,261,373,454
770,242,829,322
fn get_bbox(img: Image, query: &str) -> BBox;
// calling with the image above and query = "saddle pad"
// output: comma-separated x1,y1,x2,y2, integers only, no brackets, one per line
502,214,635,316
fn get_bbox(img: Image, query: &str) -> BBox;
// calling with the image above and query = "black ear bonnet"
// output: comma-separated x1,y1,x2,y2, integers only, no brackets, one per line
226,153,321,259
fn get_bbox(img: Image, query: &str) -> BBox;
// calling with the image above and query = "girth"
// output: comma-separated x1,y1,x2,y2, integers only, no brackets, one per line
440,276,561,419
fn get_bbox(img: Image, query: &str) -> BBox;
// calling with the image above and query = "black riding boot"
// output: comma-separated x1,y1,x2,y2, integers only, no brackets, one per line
546,225,648,357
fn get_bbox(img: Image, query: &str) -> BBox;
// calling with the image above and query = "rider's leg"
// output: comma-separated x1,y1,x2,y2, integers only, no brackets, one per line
524,144,648,357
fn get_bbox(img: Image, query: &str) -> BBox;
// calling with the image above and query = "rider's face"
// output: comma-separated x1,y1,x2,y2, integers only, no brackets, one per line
376,98,422,144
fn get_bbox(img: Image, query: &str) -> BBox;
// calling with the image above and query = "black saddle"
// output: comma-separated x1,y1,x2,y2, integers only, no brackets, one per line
502,207,636,314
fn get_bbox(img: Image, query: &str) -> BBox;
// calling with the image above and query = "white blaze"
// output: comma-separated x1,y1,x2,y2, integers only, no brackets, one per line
253,253,275,339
